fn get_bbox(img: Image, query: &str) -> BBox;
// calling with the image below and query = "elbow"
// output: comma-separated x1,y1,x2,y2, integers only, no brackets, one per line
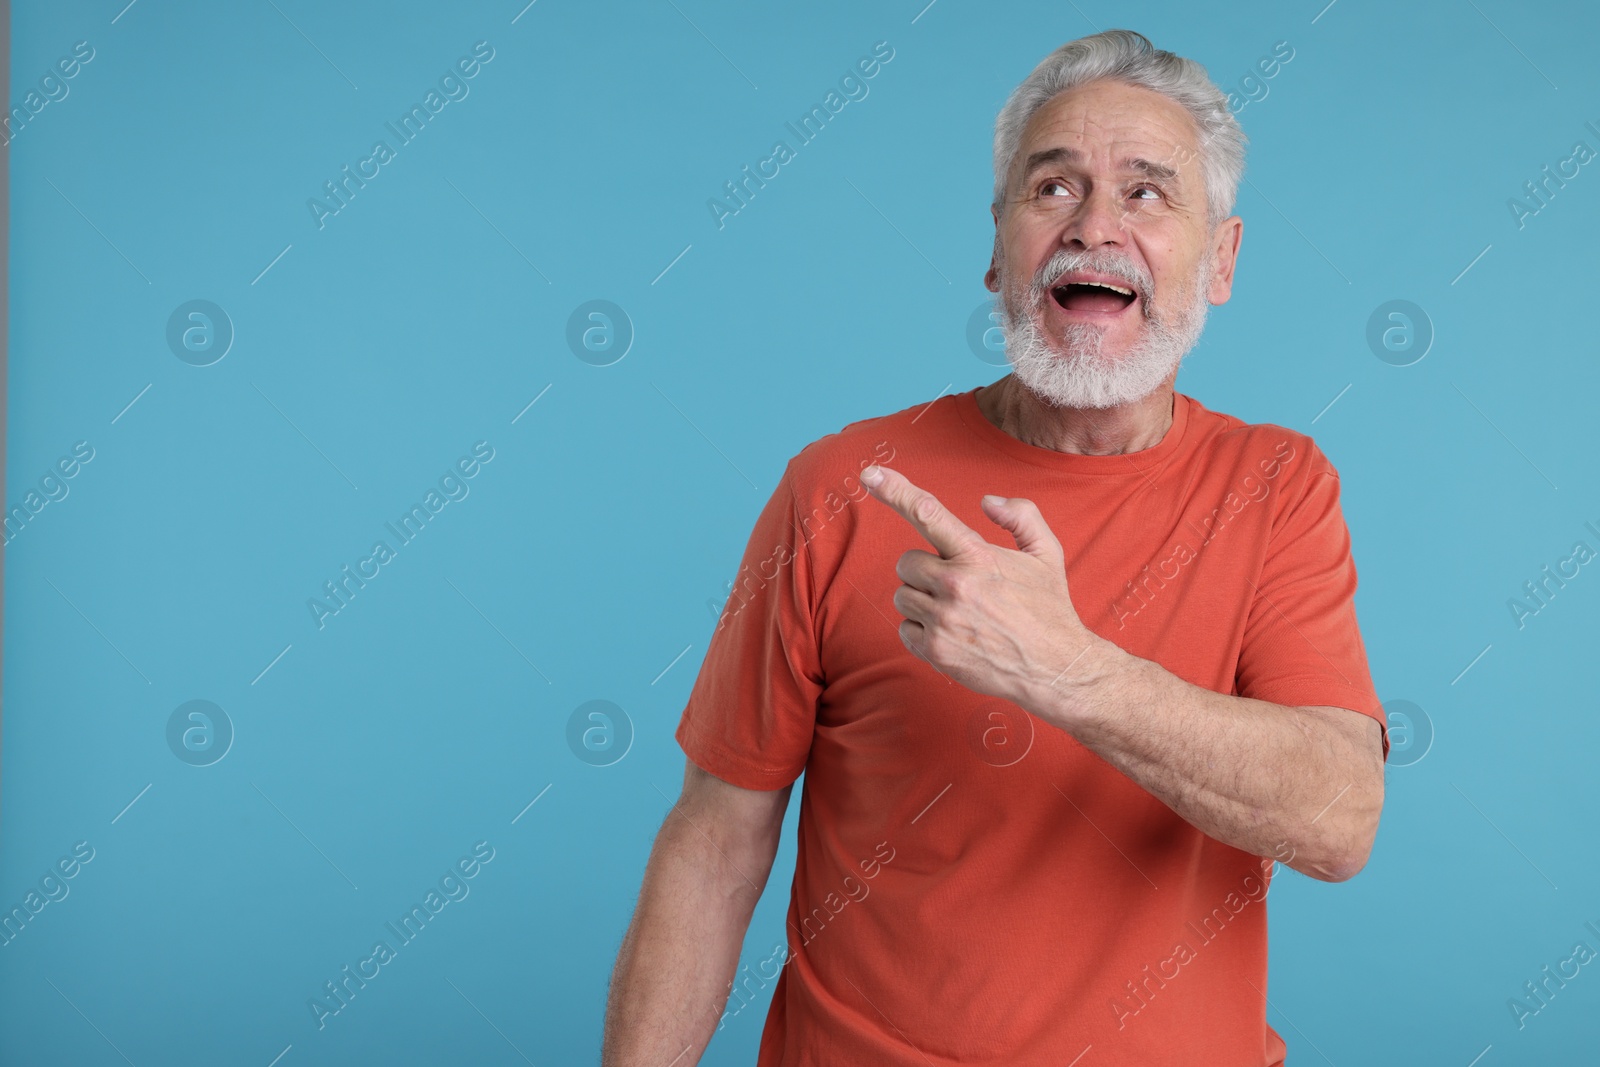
1300,813,1381,883
1299,752,1386,883
1289,841,1369,883
1303,846,1369,883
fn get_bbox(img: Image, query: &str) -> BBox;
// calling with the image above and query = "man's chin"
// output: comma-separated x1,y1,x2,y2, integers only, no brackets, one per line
1030,316,1139,359
1035,342,1122,365
1010,340,1178,409
1024,339,1129,375
1013,373,1159,411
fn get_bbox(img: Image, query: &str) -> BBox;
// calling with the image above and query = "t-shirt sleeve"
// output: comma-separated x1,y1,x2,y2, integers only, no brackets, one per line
673,462,823,790
1234,443,1390,759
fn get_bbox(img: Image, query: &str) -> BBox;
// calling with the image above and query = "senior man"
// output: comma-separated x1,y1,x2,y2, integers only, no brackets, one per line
603,28,1388,1067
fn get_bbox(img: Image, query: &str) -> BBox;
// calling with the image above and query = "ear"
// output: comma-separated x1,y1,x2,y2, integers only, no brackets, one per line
984,204,1002,292
1206,215,1243,305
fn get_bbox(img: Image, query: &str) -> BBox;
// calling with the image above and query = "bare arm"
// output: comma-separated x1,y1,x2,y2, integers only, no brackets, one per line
601,759,792,1067
1031,640,1384,882
856,462,1385,884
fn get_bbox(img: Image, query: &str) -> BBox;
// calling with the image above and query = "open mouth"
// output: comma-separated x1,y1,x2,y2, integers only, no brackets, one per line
1049,280,1139,317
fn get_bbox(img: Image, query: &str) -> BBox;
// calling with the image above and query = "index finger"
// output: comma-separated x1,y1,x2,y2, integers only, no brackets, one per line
860,464,983,559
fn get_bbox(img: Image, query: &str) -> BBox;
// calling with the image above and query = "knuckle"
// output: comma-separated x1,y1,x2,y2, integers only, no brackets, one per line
911,494,941,526
898,619,922,651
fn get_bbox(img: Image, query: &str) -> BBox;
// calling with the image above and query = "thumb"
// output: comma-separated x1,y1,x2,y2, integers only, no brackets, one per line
981,495,1061,560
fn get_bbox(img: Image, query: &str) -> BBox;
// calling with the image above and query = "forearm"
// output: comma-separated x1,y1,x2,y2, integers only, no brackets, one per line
602,820,765,1066
1029,638,1383,881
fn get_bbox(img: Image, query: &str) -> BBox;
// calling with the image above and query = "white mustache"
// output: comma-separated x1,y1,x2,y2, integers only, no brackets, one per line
1028,255,1152,313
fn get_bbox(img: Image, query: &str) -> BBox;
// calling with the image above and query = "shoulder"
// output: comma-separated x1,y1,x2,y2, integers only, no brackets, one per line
779,393,934,505
1183,392,1340,486
1178,393,1349,540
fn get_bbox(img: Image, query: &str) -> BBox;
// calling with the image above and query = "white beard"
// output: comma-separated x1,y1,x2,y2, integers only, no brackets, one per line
996,249,1214,409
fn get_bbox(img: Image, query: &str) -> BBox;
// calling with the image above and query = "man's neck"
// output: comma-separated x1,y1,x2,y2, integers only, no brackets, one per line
974,375,1177,456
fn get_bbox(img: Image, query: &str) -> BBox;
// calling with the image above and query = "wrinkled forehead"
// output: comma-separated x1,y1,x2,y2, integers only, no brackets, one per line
1011,80,1202,187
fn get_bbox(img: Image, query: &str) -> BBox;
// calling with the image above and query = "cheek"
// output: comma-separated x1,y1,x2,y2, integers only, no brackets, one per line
998,242,1045,294
1143,241,1205,307
1001,223,1045,266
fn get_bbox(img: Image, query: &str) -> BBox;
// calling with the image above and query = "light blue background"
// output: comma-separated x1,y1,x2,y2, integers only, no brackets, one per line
3,0,1597,1063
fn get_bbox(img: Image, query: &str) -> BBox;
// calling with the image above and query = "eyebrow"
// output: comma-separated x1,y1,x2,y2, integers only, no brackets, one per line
1019,145,1181,185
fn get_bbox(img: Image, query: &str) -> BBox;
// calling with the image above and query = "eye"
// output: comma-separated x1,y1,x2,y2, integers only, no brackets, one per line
1039,179,1074,198
1130,184,1163,201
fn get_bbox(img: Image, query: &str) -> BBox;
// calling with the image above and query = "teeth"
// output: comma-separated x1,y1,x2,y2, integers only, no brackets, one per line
1057,279,1134,297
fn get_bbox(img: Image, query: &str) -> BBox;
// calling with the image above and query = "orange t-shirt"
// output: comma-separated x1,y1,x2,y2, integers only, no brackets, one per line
674,386,1388,1066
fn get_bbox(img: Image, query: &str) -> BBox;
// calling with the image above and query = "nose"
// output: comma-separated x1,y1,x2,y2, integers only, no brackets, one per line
1061,182,1128,250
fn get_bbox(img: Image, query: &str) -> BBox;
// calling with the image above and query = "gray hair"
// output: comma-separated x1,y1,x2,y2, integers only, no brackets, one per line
991,29,1247,230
